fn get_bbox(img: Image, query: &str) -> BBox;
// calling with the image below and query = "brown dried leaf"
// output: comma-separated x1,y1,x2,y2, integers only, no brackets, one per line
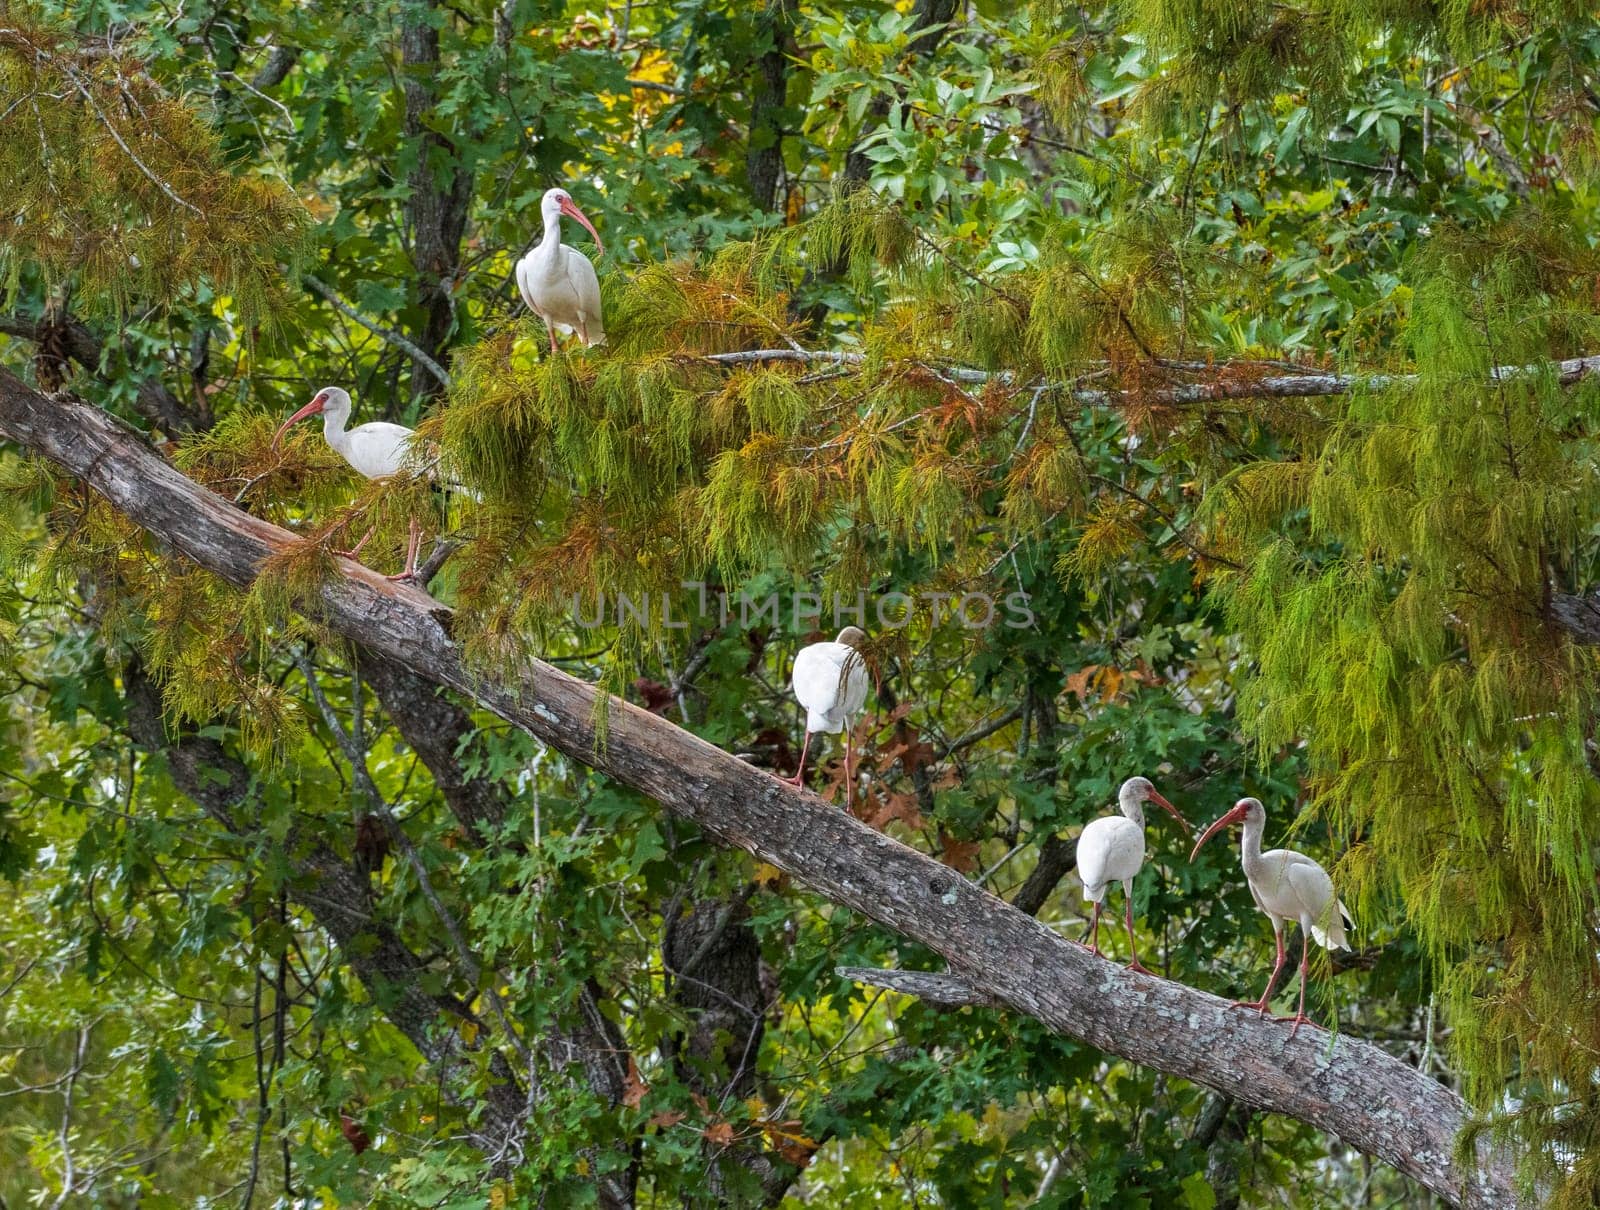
867,790,925,833
621,1057,647,1109
632,677,674,714
939,832,983,874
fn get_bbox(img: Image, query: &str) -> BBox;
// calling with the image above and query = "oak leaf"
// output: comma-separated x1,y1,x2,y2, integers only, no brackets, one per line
939,832,983,873
621,1057,647,1108
867,790,925,833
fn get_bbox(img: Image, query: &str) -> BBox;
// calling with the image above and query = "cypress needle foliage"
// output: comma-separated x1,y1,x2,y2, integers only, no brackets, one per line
5,4,1600,1201
0,8,307,324
427,199,1181,675
1209,213,1600,1199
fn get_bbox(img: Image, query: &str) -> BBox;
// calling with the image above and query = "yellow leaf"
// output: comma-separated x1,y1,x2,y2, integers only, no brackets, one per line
1095,666,1124,700
754,862,786,889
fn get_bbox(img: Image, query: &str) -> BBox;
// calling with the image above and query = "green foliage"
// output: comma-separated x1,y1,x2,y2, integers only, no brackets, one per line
0,7,308,323
1211,212,1600,1199
1,0,1599,1206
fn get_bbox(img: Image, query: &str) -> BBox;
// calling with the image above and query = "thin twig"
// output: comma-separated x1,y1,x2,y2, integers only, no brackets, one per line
294,650,530,1065
303,277,453,389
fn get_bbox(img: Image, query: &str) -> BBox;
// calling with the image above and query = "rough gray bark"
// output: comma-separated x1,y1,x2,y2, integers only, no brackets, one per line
1192,1092,1249,1209
1011,834,1077,917
836,966,998,1008
1550,591,1600,646
664,892,765,1098
361,650,506,842
746,1,795,211
398,2,473,401
0,374,1524,1208
252,44,299,91
663,889,770,1199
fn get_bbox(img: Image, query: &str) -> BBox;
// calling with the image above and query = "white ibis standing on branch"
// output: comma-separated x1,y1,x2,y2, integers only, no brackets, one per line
786,627,869,808
1190,797,1353,1036
1076,776,1190,974
272,386,465,581
516,187,605,353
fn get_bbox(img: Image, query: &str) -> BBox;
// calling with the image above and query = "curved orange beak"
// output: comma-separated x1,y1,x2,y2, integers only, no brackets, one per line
1147,788,1191,836
1190,801,1251,862
272,393,326,450
559,196,604,258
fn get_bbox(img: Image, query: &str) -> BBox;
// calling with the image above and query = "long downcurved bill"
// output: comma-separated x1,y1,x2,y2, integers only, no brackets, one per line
1189,801,1250,862
559,197,604,258
272,394,326,450
1147,789,1191,837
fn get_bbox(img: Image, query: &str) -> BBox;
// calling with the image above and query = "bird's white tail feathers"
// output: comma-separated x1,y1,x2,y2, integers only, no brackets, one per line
1311,900,1353,950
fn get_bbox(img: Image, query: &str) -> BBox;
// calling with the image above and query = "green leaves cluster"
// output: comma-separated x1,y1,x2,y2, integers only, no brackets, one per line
2,0,1600,1206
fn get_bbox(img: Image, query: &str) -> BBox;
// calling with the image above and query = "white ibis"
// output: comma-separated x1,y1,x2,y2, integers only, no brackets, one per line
515,187,605,353
786,627,869,808
1190,797,1353,1036
1077,776,1190,974
272,386,446,580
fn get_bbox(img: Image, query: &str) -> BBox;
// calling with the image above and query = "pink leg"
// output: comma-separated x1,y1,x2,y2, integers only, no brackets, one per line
1123,887,1152,975
784,731,813,788
1273,929,1319,1037
548,324,559,354
334,525,376,559
1080,900,1104,957
386,517,423,582
843,727,854,811
1232,923,1285,1014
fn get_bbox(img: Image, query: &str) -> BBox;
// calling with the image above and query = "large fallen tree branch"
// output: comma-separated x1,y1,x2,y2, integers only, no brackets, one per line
0,372,1522,1207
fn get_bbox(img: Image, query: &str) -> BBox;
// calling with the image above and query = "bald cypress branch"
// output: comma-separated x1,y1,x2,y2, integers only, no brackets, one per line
699,348,1600,405
0,373,1526,1209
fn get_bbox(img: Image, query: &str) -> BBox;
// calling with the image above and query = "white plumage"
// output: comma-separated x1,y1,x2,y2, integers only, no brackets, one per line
784,627,870,807
273,385,472,581
1191,797,1353,1035
275,386,414,480
792,632,869,734
516,187,605,352
1076,776,1188,973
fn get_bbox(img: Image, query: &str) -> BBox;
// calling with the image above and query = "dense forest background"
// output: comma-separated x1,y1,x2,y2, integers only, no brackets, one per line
3,0,1600,1205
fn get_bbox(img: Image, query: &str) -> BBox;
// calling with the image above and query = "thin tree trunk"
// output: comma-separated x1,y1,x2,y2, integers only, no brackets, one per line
746,2,795,212
399,1,472,401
